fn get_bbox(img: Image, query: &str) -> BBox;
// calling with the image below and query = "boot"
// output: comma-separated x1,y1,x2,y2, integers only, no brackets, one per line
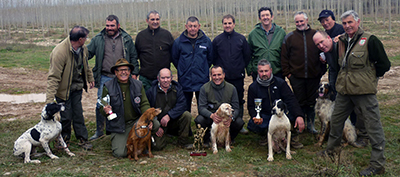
89,108,105,141
306,106,318,134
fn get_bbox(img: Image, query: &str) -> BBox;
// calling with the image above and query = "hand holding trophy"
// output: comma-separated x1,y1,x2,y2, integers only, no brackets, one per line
253,98,262,124
98,95,117,120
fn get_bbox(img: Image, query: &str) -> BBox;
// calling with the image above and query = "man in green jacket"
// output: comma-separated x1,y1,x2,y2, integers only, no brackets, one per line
247,7,286,80
87,15,139,141
319,10,390,176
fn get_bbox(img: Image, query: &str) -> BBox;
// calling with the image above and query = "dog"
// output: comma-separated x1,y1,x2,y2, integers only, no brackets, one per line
13,102,75,163
315,82,358,147
126,108,161,161
267,99,292,162
210,103,233,154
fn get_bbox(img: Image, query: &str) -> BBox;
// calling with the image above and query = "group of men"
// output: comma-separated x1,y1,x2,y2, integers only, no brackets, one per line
45,7,390,176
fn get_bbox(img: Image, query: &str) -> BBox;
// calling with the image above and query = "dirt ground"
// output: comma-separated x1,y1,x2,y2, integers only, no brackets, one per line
1,65,400,122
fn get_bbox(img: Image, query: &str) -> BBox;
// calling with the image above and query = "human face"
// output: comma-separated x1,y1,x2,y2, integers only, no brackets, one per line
106,20,120,37
342,15,360,38
222,18,235,33
211,67,225,86
158,69,172,90
185,21,200,38
115,66,130,83
259,10,274,29
146,13,160,30
319,16,335,31
257,64,272,80
295,14,308,31
313,33,332,53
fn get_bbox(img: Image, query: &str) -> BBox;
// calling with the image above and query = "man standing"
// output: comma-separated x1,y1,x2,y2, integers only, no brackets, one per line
194,66,244,146
247,59,305,148
46,26,94,150
318,10,345,38
281,11,326,134
212,14,251,134
100,58,159,157
247,7,286,80
146,68,192,150
87,15,139,141
136,10,175,91
320,10,390,176
172,16,212,112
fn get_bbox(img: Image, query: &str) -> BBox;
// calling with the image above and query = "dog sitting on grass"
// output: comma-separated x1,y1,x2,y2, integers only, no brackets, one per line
13,102,75,163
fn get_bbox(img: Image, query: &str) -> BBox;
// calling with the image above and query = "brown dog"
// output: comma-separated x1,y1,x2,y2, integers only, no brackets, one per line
126,108,161,161
211,103,233,154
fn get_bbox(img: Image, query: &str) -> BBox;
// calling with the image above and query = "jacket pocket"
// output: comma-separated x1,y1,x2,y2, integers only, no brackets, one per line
349,52,365,69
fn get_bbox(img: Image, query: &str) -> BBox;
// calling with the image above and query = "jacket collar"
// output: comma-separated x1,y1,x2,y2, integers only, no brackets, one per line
339,27,364,44
147,26,161,33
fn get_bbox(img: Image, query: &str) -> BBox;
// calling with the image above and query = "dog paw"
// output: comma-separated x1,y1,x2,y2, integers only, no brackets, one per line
286,153,292,160
49,154,59,159
149,154,154,158
267,156,274,162
26,160,41,164
67,152,75,157
213,150,218,154
226,147,232,152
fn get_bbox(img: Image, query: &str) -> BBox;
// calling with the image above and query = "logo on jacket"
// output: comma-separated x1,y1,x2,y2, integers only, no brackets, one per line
134,97,141,104
199,45,207,49
359,37,367,46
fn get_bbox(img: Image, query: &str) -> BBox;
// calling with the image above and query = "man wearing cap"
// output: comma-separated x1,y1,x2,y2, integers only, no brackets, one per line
99,58,159,158
318,10,345,38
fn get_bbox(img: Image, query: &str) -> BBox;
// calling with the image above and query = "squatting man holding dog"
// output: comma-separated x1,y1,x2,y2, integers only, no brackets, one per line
99,58,160,157
318,10,391,176
46,26,94,150
145,68,193,150
247,59,305,148
194,66,244,147
87,14,139,141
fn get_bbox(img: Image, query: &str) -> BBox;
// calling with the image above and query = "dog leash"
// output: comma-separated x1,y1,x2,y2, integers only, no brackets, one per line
134,123,150,138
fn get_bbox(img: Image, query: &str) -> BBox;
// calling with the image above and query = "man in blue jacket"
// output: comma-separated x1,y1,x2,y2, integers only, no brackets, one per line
145,68,192,150
172,16,213,113
213,14,251,134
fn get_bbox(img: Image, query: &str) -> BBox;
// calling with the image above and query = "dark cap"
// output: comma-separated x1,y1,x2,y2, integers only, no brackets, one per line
110,58,134,74
318,10,335,21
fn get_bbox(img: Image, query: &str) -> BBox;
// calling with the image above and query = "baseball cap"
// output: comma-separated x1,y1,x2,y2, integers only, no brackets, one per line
318,10,335,21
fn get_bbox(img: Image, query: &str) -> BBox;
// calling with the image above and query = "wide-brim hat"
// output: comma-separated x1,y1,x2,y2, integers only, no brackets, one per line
110,58,134,74
318,10,335,21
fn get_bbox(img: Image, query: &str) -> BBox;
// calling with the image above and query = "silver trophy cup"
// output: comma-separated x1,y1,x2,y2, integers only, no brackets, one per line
98,95,117,120
254,98,262,119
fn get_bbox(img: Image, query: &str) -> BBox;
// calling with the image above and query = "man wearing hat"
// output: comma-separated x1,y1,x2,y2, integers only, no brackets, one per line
318,9,345,38
99,58,160,157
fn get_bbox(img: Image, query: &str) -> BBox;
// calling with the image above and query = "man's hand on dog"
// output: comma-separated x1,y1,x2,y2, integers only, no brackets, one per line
211,113,231,127
294,116,305,132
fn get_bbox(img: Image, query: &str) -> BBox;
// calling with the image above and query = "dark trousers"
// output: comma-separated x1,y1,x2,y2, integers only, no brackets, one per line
56,90,89,141
194,114,244,143
183,91,200,112
225,78,245,120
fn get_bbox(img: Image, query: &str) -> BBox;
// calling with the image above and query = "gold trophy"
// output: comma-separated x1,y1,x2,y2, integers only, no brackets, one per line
97,95,117,120
190,124,208,156
253,98,262,124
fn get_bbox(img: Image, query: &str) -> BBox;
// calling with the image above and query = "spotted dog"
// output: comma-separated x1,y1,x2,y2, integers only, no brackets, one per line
267,99,292,162
13,103,75,163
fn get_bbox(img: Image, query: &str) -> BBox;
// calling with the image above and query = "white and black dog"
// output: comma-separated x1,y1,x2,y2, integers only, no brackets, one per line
13,102,75,163
267,99,292,162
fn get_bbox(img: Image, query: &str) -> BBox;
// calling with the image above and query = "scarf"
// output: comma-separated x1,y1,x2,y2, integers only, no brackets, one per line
256,73,274,87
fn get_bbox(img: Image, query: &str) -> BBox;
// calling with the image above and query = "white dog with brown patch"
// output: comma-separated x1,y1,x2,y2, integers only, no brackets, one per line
211,103,233,154
268,99,292,162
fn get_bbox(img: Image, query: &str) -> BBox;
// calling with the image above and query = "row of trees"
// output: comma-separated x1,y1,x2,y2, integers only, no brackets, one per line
1,0,398,39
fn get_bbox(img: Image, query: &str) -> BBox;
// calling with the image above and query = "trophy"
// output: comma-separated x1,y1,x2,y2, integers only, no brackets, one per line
190,124,208,156
97,95,117,120
253,98,262,124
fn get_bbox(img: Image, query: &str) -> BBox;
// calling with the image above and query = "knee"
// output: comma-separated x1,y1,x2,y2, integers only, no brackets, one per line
183,111,192,123
112,148,127,158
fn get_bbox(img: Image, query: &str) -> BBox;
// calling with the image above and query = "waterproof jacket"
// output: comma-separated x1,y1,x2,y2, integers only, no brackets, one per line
212,30,251,80
135,26,174,80
46,36,94,103
336,28,391,95
247,23,286,75
87,28,139,88
326,23,345,38
281,25,326,78
102,77,150,134
247,77,304,130
171,30,213,92
146,80,187,120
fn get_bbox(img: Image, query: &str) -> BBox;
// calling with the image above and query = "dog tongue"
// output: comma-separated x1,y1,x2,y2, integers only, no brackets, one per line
319,93,324,97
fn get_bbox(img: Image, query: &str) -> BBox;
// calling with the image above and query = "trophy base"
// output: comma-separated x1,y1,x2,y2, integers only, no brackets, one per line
107,113,117,120
190,151,207,156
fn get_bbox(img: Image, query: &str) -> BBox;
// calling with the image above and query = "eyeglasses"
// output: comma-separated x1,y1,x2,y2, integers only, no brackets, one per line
116,68,130,73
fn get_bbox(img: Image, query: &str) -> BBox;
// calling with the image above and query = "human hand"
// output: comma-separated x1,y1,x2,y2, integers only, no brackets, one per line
252,117,263,125
156,127,164,137
294,116,305,133
160,115,170,127
211,113,223,124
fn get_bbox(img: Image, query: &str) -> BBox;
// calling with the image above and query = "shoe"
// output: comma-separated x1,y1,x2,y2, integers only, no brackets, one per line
290,136,303,149
359,166,385,176
316,149,334,158
354,137,369,148
259,135,268,146
79,138,93,150
240,127,249,135
308,128,319,134
89,132,104,141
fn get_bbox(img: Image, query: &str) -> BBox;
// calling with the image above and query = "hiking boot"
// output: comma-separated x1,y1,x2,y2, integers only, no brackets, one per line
89,132,104,141
290,136,303,149
359,166,385,176
79,138,93,150
259,135,268,146
240,127,249,135
354,137,369,148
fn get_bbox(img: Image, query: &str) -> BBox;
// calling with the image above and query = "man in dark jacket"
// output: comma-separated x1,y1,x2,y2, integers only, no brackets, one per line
212,14,251,134
87,15,139,141
281,11,326,134
318,10,345,38
171,16,213,113
247,59,305,148
145,68,192,150
136,10,174,91
100,58,158,158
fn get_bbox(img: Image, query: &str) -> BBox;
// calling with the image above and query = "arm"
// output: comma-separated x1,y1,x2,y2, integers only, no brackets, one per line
368,35,391,77
166,83,187,119
280,35,290,77
171,38,180,68
230,88,240,121
207,38,213,67
212,39,218,66
198,86,213,118
242,37,252,67
247,84,257,119
126,39,140,76
45,51,65,103
99,86,109,117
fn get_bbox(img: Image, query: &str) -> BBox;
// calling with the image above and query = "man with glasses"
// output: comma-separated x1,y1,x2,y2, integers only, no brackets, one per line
135,10,174,91
46,26,95,150
87,15,139,141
